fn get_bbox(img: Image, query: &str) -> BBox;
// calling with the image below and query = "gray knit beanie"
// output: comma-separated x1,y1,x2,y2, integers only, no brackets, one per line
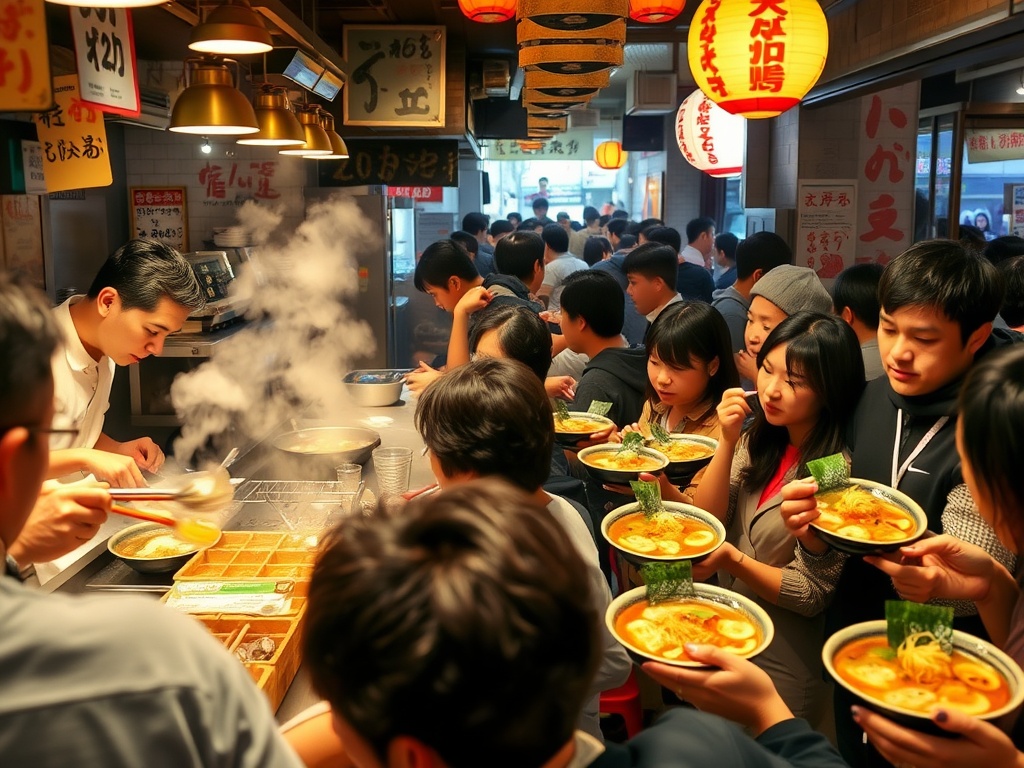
749,265,833,316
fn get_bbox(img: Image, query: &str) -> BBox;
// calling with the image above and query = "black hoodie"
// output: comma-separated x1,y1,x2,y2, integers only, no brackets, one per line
481,273,543,314
572,346,648,427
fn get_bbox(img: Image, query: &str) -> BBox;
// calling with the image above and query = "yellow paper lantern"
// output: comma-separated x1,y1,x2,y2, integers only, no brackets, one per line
594,140,627,169
687,0,828,119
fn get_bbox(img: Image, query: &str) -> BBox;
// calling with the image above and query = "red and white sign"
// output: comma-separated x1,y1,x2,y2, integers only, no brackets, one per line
71,7,140,117
387,185,442,201
674,88,745,178
965,128,1024,164
796,179,857,284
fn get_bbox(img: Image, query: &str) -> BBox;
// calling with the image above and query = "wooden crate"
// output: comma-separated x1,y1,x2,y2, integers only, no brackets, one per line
174,531,316,594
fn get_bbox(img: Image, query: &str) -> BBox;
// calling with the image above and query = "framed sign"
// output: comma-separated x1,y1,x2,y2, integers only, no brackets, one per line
129,186,188,252
343,25,445,128
0,0,52,111
70,7,140,117
318,140,459,188
0,194,44,288
796,179,857,284
32,74,112,193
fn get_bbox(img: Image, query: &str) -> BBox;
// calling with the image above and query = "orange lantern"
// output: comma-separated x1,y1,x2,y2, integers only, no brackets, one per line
628,0,685,23
458,0,517,23
675,89,745,178
594,140,627,169
687,0,828,119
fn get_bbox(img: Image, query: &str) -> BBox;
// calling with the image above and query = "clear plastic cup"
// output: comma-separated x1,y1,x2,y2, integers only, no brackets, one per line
335,463,362,493
372,447,413,498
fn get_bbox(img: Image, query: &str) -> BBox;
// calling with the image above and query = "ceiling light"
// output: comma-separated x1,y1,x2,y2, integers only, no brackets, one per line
189,0,272,56
201,138,212,154
278,105,332,156
236,85,305,146
1017,72,1024,96
46,0,164,7
169,59,260,135
312,108,349,160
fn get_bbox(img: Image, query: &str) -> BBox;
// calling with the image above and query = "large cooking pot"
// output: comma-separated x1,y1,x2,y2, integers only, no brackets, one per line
271,427,381,479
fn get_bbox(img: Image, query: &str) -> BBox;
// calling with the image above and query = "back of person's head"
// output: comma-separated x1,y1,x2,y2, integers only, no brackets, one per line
559,271,623,338
1000,255,1024,328
646,301,741,405
878,239,1003,344
686,216,716,244
415,358,552,491
644,226,682,254
305,481,599,768
749,264,832,316
606,218,629,239
519,217,541,232
958,224,986,255
88,239,205,313
715,232,739,263
469,305,552,381
461,212,488,236
623,242,677,288
507,212,522,226
617,234,638,250
735,231,793,280
414,239,479,292
624,220,644,238
489,219,514,239
984,235,1024,267
583,206,600,225
832,263,884,329
611,209,629,220
958,344,1024,552
599,214,611,228
0,278,60,416
532,197,549,214
556,211,570,223
449,230,479,256
494,230,545,282
541,223,569,253
582,236,612,266
637,217,664,234
742,312,865,491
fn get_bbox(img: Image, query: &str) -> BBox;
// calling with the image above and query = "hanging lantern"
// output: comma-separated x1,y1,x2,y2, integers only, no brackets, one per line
687,0,829,119
594,140,627,169
524,70,610,90
458,0,517,23
518,0,628,29
628,0,685,23
519,39,623,75
518,17,626,42
674,89,745,178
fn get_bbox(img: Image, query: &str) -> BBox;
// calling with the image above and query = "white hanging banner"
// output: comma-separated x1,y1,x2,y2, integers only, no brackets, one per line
71,7,140,117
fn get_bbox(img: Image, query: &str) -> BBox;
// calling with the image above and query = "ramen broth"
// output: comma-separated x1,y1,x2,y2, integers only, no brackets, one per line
608,511,719,557
833,635,1011,716
282,437,370,454
114,530,197,559
616,599,762,662
554,416,610,434
583,450,663,472
814,485,917,542
653,440,715,462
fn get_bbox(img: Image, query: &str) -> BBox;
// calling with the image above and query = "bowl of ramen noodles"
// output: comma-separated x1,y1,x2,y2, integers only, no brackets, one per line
577,443,670,484
646,434,718,487
810,478,927,555
108,522,219,573
553,412,616,446
606,583,774,667
823,620,1024,733
602,500,726,565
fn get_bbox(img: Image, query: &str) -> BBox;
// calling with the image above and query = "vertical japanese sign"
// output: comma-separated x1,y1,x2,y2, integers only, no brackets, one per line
0,0,51,111
129,187,187,252
21,140,46,194
856,83,918,266
71,7,140,117
796,180,857,282
1012,185,1024,238
32,74,112,193
343,25,445,128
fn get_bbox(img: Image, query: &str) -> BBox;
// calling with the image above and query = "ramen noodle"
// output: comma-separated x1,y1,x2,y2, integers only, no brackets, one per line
651,440,715,462
608,511,719,557
582,450,664,472
616,599,763,662
814,485,917,542
833,633,1011,716
114,530,197,559
554,416,610,434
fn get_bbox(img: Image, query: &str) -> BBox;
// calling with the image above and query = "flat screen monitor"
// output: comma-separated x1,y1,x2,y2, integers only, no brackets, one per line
312,70,344,101
283,49,324,90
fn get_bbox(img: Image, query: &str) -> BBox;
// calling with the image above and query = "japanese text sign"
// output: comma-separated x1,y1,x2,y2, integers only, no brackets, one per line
965,128,1024,164
197,160,281,203
318,140,459,188
0,0,52,111
1012,185,1024,238
386,186,442,201
129,187,187,252
486,132,594,161
71,7,140,117
343,25,445,128
796,180,857,284
32,74,112,193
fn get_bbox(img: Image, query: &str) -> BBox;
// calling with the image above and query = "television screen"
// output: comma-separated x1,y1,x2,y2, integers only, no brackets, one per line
622,115,665,152
283,50,323,90
313,70,344,101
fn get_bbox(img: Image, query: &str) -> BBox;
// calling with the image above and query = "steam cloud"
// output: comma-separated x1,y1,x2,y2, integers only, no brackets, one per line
171,196,378,463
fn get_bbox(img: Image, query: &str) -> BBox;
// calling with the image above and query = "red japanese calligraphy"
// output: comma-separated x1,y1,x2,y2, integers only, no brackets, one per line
860,194,903,243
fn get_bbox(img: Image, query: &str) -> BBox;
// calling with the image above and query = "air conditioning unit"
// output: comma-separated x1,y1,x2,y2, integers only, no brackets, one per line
482,60,511,98
106,85,171,130
570,109,600,129
625,72,678,115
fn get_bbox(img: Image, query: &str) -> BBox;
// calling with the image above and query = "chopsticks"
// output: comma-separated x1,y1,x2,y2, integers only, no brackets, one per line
111,503,176,528
227,623,251,655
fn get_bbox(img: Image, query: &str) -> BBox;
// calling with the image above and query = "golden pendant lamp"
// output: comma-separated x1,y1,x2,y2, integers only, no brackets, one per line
236,85,304,146
314,108,350,160
189,0,273,56
278,104,333,156
169,58,259,135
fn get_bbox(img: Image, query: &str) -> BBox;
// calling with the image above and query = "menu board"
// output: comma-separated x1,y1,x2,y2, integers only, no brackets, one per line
796,179,858,285
70,6,140,117
32,74,112,193
129,186,188,252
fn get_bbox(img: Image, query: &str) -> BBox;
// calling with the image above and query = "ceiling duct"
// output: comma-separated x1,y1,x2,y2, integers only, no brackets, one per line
625,72,678,115
483,60,511,98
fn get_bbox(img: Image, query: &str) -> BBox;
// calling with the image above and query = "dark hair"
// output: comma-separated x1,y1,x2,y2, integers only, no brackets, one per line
622,242,677,288
532,197,550,213
489,219,514,238
645,301,740,407
583,206,600,224
832,263,884,329
414,239,480,292
611,209,630,220
623,221,643,238
957,344,1024,551
541,223,569,253
88,239,205,312
686,216,716,244
559,271,623,338
305,481,599,768
740,312,865,491
599,214,611,228
617,234,638,250
878,239,1004,344
1001,256,1024,328
507,212,523,226
735,231,793,280
958,224,986,255
556,211,571,222
606,218,629,239
715,232,739,263
538,176,549,184
644,226,682,254
0,278,61,417
637,218,664,234
470,305,552,382
494,231,544,282
415,358,552,492
984,235,1024,267
449,230,478,256
519,217,541,232
582,236,612,266
461,212,489,236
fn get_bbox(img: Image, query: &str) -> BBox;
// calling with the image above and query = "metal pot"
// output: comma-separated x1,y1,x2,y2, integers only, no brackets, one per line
272,426,381,474
343,369,408,407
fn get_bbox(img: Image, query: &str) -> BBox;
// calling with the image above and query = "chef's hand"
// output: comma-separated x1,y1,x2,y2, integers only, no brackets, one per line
115,436,165,473
404,362,443,394
8,481,111,564
83,449,147,488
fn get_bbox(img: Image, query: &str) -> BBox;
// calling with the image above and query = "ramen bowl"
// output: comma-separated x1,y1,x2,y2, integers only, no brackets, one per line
578,443,670,485
108,522,218,573
606,583,774,668
344,369,406,407
823,620,1024,734
601,500,726,566
553,412,616,447
809,478,928,555
648,434,718,487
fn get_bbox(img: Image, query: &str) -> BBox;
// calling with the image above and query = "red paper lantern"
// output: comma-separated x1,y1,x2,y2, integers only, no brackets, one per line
628,0,685,23
459,0,517,23
594,140,627,169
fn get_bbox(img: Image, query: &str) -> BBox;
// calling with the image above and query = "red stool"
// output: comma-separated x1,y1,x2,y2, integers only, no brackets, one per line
600,668,644,738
